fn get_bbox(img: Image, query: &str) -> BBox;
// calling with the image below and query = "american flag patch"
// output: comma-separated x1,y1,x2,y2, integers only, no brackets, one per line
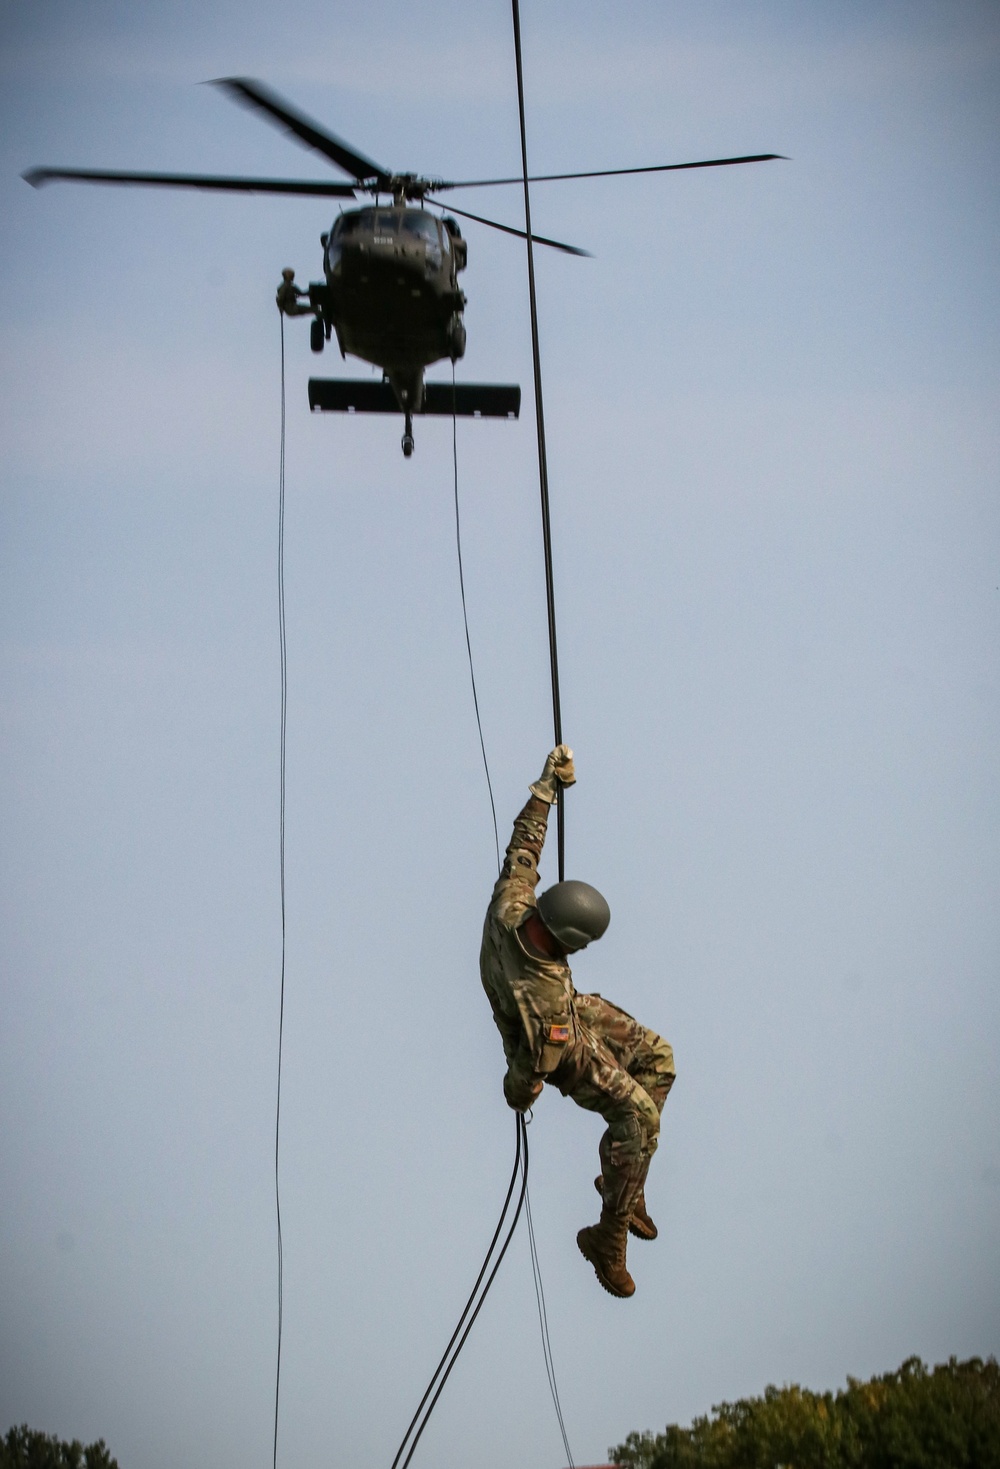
547,1024,570,1043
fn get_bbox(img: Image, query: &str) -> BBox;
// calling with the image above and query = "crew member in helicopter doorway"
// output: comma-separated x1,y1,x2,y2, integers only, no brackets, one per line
275,266,315,316
480,746,675,1299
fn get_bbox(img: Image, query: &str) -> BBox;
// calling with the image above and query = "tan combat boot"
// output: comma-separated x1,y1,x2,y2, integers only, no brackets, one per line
594,1175,657,1241
577,1211,635,1298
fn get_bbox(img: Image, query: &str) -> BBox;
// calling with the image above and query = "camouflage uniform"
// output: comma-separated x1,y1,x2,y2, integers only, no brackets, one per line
480,794,675,1230
276,275,314,317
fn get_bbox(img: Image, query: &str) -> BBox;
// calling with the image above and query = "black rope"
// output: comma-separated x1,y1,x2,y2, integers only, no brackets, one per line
390,1116,528,1469
272,311,289,1469
451,364,501,875
511,0,565,882
449,370,573,1469
508,19,577,1455
405,1117,529,1469
399,1115,529,1469
385,391,531,1469
525,1173,574,1467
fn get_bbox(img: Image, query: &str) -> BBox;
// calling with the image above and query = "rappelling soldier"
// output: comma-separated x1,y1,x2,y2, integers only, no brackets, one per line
275,267,315,317
480,746,675,1299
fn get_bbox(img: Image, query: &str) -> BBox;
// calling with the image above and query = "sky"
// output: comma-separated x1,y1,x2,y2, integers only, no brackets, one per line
1,1,998,1466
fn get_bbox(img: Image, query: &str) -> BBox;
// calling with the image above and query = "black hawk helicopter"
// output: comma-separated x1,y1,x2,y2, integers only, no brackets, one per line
24,78,781,456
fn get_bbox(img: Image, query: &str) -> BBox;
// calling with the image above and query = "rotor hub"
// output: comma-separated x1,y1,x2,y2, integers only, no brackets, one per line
366,173,445,204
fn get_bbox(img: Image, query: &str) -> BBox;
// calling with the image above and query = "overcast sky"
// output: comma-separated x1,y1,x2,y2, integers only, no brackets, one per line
2,2,998,1467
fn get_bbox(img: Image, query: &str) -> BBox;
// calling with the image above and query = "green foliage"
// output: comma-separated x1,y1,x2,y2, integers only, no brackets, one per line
0,1426,119,1469
609,1356,1000,1469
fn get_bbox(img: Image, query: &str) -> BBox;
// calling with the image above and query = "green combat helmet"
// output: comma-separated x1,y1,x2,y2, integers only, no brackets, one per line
537,881,611,952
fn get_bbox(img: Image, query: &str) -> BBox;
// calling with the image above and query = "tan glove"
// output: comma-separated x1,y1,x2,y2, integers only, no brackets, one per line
529,744,576,805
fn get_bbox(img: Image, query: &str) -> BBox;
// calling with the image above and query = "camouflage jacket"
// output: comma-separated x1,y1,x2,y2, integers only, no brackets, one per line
276,279,306,313
480,794,577,1092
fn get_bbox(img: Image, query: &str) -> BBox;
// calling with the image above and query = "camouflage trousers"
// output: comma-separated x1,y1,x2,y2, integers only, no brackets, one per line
550,992,675,1222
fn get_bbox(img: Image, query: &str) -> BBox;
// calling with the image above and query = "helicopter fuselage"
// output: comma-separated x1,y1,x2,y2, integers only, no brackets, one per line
308,204,467,412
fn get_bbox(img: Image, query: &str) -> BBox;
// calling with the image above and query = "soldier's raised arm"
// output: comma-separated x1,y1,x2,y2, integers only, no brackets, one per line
488,746,576,926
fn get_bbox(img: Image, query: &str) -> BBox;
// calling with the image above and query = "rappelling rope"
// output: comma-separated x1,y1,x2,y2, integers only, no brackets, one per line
447,376,574,1467
270,346,569,1469
390,1115,529,1469
388,358,577,1469
511,0,565,883
273,18,572,1446
526,1176,575,1466
272,311,289,1469
451,362,501,875
509,7,577,1454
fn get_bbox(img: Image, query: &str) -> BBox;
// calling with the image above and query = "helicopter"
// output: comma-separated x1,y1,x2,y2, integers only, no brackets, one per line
24,77,782,457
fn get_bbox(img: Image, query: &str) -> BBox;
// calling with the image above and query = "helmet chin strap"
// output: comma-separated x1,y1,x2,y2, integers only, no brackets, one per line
522,910,569,959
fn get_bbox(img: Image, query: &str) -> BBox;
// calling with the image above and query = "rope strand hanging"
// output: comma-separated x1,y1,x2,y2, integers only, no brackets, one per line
390,1116,529,1469
511,0,565,882
448,372,574,1466
389,8,577,1459
273,11,576,1461
272,311,289,1469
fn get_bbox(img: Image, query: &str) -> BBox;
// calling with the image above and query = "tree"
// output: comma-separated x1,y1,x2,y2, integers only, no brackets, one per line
609,1356,1000,1469
0,1426,119,1469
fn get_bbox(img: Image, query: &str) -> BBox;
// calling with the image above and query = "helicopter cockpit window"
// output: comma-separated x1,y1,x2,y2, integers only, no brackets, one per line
328,211,363,270
401,211,441,246
375,211,398,236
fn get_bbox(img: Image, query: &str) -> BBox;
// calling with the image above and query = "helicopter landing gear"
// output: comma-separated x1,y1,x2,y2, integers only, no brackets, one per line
310,317,324,353
401,410,414,458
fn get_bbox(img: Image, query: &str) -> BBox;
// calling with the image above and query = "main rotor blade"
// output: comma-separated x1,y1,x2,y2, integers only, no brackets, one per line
426,197,590,256
23,166,359,197
212,77,389,184
436,152,786,190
